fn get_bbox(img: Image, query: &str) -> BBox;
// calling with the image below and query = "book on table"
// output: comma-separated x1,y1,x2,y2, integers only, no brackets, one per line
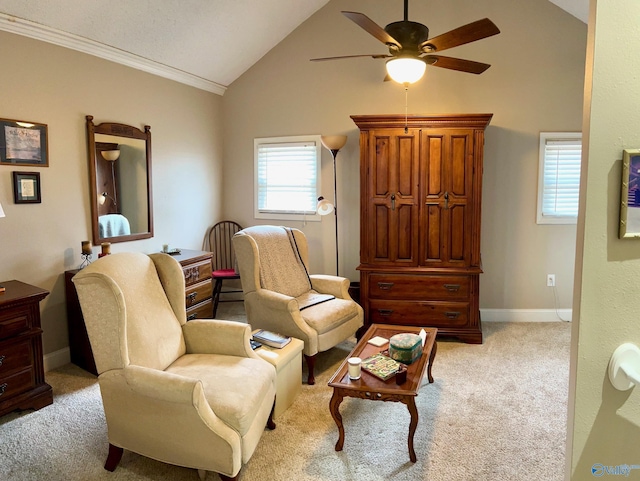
252,329,291,349
361,352,402,381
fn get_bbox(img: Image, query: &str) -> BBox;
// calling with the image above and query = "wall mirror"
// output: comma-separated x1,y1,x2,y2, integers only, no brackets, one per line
620,148,640,239
86,115,153,244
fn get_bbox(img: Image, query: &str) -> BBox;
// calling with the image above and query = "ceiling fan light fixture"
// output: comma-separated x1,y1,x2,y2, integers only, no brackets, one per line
386,57,426,84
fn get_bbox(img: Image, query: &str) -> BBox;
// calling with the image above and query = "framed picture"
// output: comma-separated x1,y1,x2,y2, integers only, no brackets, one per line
620,149,640,238
13,171,41,204
0,118,49,167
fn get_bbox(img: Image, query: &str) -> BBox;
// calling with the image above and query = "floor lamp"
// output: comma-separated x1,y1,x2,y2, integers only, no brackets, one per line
317,135,347,276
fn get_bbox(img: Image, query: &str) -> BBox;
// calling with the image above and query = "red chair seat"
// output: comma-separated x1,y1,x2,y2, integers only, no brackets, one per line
212,269,239,279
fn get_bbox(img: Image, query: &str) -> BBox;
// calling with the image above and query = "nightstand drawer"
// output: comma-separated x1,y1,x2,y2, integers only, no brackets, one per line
0,308,30,340
368,273,470,300
0,340,32,376
182,260,212,287
186,299,213,321
369,299,470,327
185,279,213,308
0,367,35,401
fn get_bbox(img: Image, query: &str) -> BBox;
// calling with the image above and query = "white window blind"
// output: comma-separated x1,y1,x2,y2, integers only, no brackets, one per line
537,132,582,224
254,136,321,221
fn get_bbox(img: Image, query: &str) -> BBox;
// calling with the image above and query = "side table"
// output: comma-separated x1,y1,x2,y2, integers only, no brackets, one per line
253,334,304,419
0,280,53,417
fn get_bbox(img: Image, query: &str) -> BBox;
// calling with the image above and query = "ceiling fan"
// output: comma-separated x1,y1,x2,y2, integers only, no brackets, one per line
311,0,500,84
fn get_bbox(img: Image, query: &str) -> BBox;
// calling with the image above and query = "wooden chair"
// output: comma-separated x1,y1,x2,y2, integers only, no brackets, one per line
207,221,243,317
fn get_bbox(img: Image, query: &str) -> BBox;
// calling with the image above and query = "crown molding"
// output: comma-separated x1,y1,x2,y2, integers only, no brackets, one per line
0,13,226,96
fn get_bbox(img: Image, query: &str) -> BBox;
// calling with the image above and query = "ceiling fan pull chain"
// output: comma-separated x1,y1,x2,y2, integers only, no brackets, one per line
404,84,409,134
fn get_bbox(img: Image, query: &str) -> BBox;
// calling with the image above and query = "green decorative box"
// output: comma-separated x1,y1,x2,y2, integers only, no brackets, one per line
388,333,422,364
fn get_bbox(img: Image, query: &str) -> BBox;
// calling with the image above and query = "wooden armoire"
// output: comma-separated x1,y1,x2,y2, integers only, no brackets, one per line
353,114,492,343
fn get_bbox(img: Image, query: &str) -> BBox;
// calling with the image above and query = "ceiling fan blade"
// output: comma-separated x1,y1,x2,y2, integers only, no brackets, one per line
311,54,391,62
342,11,401,49
421,18,500,53
425,55,491,74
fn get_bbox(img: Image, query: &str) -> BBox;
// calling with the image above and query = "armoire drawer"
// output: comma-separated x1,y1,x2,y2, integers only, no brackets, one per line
186,299,213,321
0,339,33,377
369,299,470,328
185,280,213,309
368,274,470,301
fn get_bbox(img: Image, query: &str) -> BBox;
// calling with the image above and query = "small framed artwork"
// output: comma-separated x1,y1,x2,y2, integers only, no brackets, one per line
13,171,41,204
620,149,640,238
0,118,49,167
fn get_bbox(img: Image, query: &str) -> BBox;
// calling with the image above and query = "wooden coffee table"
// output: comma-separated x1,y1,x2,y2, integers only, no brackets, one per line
328,324,437,463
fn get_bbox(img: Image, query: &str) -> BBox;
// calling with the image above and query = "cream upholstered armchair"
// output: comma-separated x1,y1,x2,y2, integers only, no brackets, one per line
232,225,364,385
72,252,276,481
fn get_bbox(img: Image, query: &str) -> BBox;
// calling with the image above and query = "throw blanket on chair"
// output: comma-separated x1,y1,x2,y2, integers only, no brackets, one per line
251,226,334,308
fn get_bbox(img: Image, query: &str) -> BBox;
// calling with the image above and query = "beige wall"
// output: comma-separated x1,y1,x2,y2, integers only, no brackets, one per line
0,31,223,357
568,0,640,477
221,0,587,313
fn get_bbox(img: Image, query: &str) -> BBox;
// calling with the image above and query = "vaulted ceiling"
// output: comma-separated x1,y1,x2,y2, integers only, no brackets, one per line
0,0,587,95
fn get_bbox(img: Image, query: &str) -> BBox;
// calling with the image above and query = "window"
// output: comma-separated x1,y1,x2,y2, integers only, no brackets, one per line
254,135,321,221
537,132,582,224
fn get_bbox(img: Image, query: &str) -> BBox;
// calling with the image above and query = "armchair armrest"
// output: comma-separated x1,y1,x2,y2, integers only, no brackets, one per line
309,274,351,299
244,290,316,342
256,289,298,312
182,319,256,358
123,365,203,404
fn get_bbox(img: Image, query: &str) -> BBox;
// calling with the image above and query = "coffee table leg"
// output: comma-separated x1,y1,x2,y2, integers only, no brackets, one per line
405,397,419,463
427,341,437,383
329,389,345,451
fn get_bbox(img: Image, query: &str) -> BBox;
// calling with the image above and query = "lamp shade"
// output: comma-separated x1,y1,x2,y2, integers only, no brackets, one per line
0,201,5,218
316,196,334,215
321,135,347,151
101,150,120,162
99,192,108,205
386,57,427,84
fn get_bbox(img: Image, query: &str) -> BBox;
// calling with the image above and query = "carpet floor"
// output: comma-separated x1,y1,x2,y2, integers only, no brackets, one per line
0,306,570,481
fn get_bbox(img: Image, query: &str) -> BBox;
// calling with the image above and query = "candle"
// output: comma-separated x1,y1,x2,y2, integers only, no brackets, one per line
347,357,361,380
81,241,92,255
101,242,111,255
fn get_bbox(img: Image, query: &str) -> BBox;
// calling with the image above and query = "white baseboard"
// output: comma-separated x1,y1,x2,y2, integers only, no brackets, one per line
43,347,71,373
481,308,572,322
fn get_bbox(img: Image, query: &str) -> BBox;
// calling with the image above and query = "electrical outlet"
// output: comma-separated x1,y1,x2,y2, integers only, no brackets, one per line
547,274,556,287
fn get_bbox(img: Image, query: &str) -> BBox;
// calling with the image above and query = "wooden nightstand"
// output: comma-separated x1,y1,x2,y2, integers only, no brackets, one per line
0,280,52,417
65,249,214,374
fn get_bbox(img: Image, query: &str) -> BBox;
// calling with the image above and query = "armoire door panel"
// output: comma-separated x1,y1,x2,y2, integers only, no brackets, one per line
365,129,419,266
397,203,414,261
373,136,390,196
373,204,390,260
449,204,467,262
426,135,444,196
451,134,470,196
398,136,417,195
424,204,442,262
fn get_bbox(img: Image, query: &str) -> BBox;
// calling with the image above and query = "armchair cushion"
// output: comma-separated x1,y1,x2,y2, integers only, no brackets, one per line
300,297,361,335
166,354,275,436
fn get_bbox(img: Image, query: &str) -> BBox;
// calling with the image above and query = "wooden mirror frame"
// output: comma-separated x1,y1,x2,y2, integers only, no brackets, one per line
86,115,154,244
